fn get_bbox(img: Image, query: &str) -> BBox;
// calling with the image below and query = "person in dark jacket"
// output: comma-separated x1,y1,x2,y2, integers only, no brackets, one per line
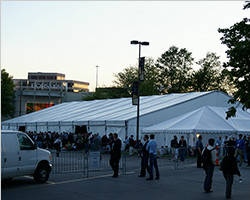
196,135,204,168
179,136,187,161
109,133,122,178
220,147,241,199
171,135,179,160
245,135,250,167
138,135,150,177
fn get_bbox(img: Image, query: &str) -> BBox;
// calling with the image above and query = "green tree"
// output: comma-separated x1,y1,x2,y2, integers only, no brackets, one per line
113,66,137,89
156,46,194,94
82,87,130,101
113,57,160,96
218,2,250,118
1,69,15,119
192,52,227,92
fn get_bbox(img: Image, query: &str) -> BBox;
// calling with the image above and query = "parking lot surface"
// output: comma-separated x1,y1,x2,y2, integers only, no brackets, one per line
2,162,249,200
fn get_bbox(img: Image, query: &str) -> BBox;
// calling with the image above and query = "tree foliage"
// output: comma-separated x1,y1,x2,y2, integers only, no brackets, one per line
113,58,160,96
218,4,250,118
1,69,15,118
82,87,130,101
192,52,225,92
243,1,250,9
156,46,194,93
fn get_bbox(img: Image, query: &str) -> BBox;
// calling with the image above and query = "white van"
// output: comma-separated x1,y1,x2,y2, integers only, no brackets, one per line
1,130,52,183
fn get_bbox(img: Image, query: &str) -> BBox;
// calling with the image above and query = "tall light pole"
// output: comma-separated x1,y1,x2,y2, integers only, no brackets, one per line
130,40,149,141
96,65,99,90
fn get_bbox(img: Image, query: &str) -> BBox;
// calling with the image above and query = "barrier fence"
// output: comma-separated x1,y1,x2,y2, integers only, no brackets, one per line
50,147,199,176
50,145,236,176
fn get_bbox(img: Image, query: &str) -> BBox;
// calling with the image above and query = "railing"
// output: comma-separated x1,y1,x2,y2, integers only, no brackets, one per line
50,147,197,176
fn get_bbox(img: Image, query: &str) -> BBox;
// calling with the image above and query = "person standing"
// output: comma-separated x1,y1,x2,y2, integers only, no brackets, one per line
243,135,248,163
220,147,241,198
129,135,135,156
124,136,129,151
196,135,204,168
146,134,160,180
215,136,222,156
234,134,245,166
179,136,187,161
36,133,43,148
91,134,102,151
171,135,179,160
138,135,150,177
54,136,62,157
247,135,250,167
222,136,229,156
202,138,216,193
109,133,122,178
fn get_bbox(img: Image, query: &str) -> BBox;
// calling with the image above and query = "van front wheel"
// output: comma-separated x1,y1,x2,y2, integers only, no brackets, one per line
33,164,50,183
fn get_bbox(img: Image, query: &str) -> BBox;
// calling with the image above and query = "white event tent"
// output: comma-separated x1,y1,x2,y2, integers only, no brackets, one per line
1,91,241,143
142,106,250,147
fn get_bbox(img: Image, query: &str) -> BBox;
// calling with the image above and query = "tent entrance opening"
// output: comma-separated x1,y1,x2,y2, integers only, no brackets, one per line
75,125,87,134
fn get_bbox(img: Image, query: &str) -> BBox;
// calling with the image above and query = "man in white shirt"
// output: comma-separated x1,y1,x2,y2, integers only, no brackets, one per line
146,134,160,180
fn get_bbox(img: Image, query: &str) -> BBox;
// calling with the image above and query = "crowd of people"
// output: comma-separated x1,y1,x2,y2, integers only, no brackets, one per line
25,131,250,166
196,134,250,167
196,134,250,198
26,131,118,154
25,130,249,198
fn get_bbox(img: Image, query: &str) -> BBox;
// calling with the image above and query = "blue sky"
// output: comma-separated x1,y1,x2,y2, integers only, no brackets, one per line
1,1,248,91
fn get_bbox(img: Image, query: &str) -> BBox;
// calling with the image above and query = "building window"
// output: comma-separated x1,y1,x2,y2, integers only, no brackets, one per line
38,76,45,80
29,75,38,79
46,76,55,80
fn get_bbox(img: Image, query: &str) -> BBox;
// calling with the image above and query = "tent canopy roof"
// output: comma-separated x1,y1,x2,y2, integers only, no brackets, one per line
3,91,219,125
142,106,250,134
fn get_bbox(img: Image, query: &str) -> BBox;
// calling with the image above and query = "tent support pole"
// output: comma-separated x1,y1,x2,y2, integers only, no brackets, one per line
187,133,190,157
125,121,128,138
105,121,107,136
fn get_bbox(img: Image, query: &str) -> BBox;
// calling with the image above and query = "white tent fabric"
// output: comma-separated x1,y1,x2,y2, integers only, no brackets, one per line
142,106,250,147
210,107,250,134
2,91,226,124
2,91,238,140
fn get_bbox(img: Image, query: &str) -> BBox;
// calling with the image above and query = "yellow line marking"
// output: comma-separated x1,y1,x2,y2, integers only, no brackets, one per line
23,176,56,184
2,171,135,192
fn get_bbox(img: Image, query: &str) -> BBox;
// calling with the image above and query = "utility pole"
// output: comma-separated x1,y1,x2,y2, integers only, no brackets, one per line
96,65,99,90
130,40,149,141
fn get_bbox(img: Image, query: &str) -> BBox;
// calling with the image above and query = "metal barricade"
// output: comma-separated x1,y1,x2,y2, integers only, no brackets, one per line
51,151,85,174
50,147,197,176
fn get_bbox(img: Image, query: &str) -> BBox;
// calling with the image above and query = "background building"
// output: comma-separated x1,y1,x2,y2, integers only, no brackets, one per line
13,72,90,117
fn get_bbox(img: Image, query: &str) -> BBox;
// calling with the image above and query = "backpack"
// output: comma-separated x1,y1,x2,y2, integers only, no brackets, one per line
201,147,212,167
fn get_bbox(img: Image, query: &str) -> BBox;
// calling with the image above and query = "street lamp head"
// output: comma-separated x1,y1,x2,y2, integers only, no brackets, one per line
141,41,149,46
131,40,139,45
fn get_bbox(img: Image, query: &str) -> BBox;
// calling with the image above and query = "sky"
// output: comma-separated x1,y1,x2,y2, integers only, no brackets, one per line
1,1,249,91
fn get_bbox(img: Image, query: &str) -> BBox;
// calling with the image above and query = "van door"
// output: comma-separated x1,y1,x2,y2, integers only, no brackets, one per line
1,133,19,179
17,134,37,175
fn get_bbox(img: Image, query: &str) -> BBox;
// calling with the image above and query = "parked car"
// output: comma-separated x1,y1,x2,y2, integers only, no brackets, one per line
1,130,52,183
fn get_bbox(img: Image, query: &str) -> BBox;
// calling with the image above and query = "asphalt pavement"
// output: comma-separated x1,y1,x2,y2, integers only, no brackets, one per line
2,162,249,200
